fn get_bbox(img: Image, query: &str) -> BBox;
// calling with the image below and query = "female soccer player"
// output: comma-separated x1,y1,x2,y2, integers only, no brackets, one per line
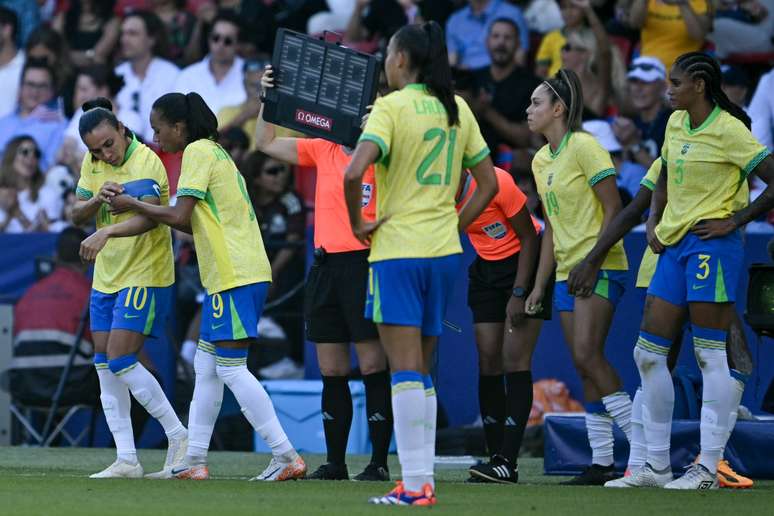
253,66,393,482
624,52,773,489
72,98,187,479
524,69,633,486
456,166,544,484
568,158,754,489
108,92,306,482
344,21,498,505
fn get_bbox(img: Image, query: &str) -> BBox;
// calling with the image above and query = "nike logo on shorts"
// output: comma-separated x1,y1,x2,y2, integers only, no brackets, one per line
212,323,225,330
124,314,140,319
692,284,708,290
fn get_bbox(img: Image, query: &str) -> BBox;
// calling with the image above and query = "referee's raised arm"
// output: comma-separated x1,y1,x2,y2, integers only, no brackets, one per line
254,65,301,166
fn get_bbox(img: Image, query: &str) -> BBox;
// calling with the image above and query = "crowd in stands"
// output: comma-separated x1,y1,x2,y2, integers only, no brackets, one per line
1,0,774,374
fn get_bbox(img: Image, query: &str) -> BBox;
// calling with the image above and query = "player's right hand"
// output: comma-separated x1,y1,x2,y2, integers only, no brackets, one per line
261,65,274,95
97,182,124,204
80,229,109,262
352,217,388,245
646,216,665,254
525,288,544,316
568,258,600,298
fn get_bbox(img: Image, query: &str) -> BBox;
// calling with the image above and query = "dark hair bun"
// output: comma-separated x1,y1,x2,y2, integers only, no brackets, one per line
82,97,113,112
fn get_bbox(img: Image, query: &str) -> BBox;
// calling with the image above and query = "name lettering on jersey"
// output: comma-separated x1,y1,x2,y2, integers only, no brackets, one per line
295,109,333,132
361,183,373,207
413,98,445,116
482,221,507,240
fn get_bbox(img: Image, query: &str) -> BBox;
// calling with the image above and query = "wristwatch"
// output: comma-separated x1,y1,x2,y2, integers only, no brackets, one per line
512,287,527,298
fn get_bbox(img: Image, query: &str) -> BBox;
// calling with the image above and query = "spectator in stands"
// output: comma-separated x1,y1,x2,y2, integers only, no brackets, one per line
149,0,196,67
245,151,306,379
749,66,774,151
345,0,412,49
524,0,564,35
469,18,541,160
584,119,642,202
536,0,590,78
446,0,530,69
0,7,24,119
218,126,250,169
115,10,180,143
721,64,752,108
308,0,357,35
612,56,670,168
0,136,62,232
173,11,246,116
0,59,67,170
625,0,713,69
52,0,121,67
710,0,774,58
216,58,265,151
25,27,76,117
0,0,40,46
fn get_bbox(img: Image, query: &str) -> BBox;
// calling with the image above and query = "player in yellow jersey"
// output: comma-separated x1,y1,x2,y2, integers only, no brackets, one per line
524,69,633,486
108,92,306,482
71,98,188,479
344,21,498,506
569,158,754,489
629,52,773,489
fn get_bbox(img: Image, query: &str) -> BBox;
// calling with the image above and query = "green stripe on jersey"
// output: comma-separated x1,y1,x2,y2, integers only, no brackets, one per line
715,260,728,303
742,149,771,179
229,295,248,340
462,147,491,168
359,133,389,165
589,168,616,187
178,188,206,199
142,293,156,335
641,178,656,191
76,186,93,200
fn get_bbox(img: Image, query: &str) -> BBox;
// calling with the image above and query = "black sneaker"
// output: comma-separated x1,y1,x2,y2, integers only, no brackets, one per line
306,462,349,480
352,463,389,481
560,464,616,485
468,455,519,484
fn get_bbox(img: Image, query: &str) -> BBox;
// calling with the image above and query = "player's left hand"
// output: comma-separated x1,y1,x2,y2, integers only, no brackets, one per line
80,229,109,262
108,194,135,214
352,217,388,245
506,296,526,329
568,258,600,298
691,218,737,240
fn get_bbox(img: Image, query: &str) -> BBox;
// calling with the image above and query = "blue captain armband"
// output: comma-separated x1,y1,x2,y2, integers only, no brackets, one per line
122,179,161,200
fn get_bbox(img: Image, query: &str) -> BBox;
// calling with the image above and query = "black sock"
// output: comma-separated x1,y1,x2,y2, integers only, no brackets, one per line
478,373,505,457
321,375,352,466
501,371,533,464
363,370,392,467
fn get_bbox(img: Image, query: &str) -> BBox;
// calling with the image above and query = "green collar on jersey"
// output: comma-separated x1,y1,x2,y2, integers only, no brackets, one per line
549,131,571,159
404,83,426,91
684,105,721,135
120,133,139,166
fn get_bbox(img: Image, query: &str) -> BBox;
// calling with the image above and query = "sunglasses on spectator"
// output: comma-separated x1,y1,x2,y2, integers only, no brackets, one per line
561,44,587,53
629,63,662,72
17,146,41,158
262,165,286,176
210,33,235,46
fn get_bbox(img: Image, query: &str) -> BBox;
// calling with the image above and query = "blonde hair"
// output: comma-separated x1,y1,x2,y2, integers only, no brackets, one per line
565,29,627,104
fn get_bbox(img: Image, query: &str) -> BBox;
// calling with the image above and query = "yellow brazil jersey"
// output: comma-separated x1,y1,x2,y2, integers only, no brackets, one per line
641,0,710,69
76,135,174,293
359,84,490,262
535,30,566,77
532,131,628,281
176,138,271,294
656,107,769,247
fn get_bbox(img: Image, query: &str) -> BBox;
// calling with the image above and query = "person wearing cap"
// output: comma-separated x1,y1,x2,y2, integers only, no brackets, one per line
585,119,646,201
613,56,671,169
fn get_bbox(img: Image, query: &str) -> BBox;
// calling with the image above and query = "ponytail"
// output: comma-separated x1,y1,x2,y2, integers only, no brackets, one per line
674,52,751,130
543,69,583,132
79,96,119,137
393,21,459,127
152,92,219,144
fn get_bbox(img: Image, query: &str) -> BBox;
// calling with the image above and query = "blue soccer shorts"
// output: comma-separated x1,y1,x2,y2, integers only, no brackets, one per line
200,282,269,343
90,286,172,338
648,231,743,307
365,254,461,337
553,269,627,313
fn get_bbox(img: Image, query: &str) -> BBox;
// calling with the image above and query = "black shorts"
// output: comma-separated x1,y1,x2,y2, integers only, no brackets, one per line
467,252,553,323
304,249,379,343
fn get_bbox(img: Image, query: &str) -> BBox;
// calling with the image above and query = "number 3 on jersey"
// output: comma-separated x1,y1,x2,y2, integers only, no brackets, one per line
416,128,457,185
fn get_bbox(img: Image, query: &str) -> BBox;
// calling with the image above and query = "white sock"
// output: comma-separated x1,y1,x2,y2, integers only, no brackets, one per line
422,375,437,489
585,411,614,467
693,326,734,475
721,373,746,457
95,353,136,464
634,332,674,472
187,342,223,463
627,387,647,469
215,347,295,461
602,391,632,441
392,371,426,492
109,354,187,441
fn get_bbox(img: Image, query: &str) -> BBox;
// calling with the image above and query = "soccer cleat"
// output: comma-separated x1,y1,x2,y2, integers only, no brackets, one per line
717,459,753,489
172,464,210,480
353,463,389,482
664,464,718,490
604,463,672,488
306,462,349,480
250,455,307,481
468,454,519,484
368,481,436,506
560,464,616,485
89,459,144,479
145,436,188,479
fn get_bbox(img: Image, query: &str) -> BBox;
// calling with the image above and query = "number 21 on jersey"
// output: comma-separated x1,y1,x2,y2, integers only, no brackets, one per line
416,127,457,186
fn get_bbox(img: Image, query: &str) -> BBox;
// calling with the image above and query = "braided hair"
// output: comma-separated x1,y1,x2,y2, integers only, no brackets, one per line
542,69,584,132
674,52,751,130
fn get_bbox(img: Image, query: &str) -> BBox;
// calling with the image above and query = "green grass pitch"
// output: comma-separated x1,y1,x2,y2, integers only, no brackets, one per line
1,447,772,515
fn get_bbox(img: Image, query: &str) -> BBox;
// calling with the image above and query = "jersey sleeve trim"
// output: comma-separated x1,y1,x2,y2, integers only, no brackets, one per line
640,178,656,191
588,168,616,187
742,149,771,179
76,186,93,200
177,187,206,199
359,133,389,164
462,147,491,168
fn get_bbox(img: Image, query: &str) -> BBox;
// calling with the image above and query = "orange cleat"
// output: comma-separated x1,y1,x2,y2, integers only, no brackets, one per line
172,464,209,480
717,460,753,489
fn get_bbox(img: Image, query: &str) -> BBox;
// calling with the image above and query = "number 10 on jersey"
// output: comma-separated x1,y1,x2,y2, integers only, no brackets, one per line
416,128,458,186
